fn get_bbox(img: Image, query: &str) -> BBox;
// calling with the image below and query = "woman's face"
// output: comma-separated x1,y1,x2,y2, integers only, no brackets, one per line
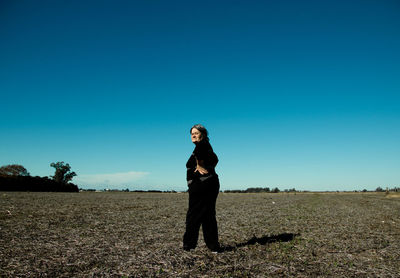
191,128,203,143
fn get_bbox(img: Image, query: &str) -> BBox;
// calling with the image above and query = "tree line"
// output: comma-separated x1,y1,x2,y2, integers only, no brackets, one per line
0,162,79,192
2,164,398,193
224,187,291,193
224,187,400,193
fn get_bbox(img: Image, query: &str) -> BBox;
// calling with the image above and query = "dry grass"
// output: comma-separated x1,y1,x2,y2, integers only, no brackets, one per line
1,192,399,277
386,192,400,198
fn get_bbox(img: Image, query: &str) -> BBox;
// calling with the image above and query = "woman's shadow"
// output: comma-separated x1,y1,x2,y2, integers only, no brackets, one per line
219,232,299,252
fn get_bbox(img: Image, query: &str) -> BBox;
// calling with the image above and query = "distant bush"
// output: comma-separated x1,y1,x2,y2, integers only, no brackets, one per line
246,187,269,193
224,189,244,193
272,187,280,193
224,187,288,193
0,176,79,192
0,164,30,177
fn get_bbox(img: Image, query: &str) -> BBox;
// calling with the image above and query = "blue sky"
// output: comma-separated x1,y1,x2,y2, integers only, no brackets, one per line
1,0,399,191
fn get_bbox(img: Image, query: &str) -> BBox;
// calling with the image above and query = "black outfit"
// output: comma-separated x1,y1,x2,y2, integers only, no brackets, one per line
183,139,220,251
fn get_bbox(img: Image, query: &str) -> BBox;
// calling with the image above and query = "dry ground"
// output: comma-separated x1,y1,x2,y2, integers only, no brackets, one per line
1,192,399,277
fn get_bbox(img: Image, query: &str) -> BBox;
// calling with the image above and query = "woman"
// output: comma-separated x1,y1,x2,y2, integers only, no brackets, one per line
183,124,221,252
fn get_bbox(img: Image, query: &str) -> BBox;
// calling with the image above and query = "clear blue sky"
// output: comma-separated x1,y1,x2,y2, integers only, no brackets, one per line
1,0,399,191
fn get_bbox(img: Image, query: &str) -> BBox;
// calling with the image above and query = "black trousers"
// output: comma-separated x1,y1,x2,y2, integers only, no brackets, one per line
183,176,220,251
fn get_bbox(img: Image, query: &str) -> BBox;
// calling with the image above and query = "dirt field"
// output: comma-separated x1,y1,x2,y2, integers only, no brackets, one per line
1,192,399,277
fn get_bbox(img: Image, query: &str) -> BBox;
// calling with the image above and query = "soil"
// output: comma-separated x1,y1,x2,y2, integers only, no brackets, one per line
1,192,399,277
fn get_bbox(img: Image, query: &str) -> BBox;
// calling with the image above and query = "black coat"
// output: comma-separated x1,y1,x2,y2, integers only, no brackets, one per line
186,140,219,182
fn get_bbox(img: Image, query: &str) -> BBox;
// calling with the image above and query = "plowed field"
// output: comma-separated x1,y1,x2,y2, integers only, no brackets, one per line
1,192,399,277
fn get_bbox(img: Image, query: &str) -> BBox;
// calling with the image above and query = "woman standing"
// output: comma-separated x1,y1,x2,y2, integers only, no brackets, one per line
183,124,221,252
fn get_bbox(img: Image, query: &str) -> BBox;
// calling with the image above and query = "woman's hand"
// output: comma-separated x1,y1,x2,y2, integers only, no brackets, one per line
195,159,209,175
195,165,209,175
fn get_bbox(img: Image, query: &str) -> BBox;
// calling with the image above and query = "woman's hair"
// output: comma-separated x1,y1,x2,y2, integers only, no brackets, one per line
190,124,209,141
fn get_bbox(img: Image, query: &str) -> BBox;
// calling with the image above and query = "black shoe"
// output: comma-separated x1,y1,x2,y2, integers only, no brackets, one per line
210,245,234,253
208,244,221,253
183,246,195,251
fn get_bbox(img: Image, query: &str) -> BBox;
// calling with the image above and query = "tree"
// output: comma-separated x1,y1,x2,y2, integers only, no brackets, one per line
272,187,280,193
375,187,384,192
0,164,30,177
50,162,76,184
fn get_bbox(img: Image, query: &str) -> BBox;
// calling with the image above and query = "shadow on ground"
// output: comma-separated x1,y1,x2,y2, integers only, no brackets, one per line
220,233,300,252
